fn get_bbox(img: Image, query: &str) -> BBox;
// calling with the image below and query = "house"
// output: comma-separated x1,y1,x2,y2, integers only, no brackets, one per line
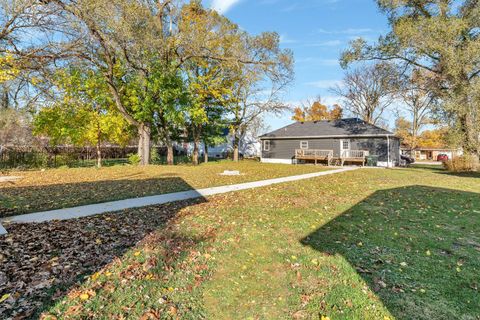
206,131,261,159
184,129,261,159
259,118,400,167
407,148,462,161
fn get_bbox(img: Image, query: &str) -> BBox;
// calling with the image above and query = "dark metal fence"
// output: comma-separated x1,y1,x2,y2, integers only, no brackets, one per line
0,146,138,170
0,145,195,170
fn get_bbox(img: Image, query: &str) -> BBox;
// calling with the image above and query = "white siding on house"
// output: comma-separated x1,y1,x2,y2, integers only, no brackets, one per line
185,132,261,158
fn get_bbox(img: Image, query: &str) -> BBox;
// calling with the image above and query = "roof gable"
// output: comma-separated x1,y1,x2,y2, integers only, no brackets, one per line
260,118,393,139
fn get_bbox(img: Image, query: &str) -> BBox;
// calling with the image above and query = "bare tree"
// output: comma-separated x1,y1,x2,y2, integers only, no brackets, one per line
228,33,294,162
230,83,290,161
0,108,33,147
332,63,400,125
400,89,435,149
1,0,81,76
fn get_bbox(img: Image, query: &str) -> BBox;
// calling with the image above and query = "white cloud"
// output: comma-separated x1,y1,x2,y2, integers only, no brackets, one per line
305,40,342,47
317,28,374,35
211,0,242,14
306,80,343,89
279,34,298,44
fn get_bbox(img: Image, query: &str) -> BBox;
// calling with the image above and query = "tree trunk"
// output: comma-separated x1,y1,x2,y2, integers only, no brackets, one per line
1,89,8,109
204,142,209,163
166,138,174,165
96,141,102,168
96,123,102,168
192,126,201,165
459,113,479,156
138,123,151,165
233,134,240,162
192,139,199,165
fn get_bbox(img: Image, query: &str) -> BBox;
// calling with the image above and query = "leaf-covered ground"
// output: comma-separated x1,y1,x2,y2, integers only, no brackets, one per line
0,161,330,217
1,165,479,319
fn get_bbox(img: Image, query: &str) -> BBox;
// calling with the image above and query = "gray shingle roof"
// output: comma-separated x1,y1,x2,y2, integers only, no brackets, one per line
259,118,394,139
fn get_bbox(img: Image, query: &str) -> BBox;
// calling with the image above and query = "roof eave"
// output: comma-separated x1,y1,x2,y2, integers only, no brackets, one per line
259,133,397,140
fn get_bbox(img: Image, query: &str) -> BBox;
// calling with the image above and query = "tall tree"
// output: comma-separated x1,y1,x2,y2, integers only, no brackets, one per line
150,64,188,166
179,3,236,165
332,63,400,125
40,0,185,165
396,71,436,149
185,61,232,165
341,0,480,154
43,0,278,165
228,32,294,162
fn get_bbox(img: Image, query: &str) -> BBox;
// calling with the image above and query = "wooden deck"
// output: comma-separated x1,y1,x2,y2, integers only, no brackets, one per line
295,149,333,165
295,149,369,166
339,150,369,166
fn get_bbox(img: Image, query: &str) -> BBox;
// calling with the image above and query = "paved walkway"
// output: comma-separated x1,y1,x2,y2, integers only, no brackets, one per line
0,167,358,235
416,161,443,166
0,176,22,183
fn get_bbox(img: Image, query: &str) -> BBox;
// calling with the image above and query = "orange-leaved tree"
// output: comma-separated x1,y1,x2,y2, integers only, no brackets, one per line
292,99,343,122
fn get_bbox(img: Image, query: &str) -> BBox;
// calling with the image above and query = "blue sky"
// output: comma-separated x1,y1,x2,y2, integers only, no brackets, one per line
204,0,390,131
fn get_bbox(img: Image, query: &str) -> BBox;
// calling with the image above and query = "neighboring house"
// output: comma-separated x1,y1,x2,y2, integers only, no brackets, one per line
184,130,261,159
407,148,463,161
259,118,400,167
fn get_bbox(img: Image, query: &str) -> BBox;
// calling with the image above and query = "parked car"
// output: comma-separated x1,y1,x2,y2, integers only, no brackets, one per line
437,154,449,162
401,154,415,165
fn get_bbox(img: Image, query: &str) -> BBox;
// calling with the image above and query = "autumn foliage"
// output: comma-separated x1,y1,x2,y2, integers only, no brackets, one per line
292,101,343,122
418,129,448,149
395,117,447,150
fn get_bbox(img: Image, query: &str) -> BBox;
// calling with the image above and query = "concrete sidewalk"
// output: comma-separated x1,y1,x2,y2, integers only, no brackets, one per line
0,167,358,235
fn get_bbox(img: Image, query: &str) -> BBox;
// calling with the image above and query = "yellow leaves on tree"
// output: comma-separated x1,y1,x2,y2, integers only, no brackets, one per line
418,128,448,149
0,54,20,83
292,101,343,122
395,116,448,149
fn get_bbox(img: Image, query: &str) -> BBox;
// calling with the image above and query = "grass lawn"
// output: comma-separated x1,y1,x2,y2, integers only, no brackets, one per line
1,165,479,319
0,160,331,217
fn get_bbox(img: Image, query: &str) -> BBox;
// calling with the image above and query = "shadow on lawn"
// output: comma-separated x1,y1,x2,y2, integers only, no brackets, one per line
0,177,207,319
436,171,480,179
0,176,196,217
301,185,480,319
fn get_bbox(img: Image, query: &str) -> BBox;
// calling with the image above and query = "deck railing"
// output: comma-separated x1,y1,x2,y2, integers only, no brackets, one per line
295,149,333,159
341,150,369,159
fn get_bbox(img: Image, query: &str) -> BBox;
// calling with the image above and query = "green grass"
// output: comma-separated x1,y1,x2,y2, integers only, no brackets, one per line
0,160,330,217
3,165,480,319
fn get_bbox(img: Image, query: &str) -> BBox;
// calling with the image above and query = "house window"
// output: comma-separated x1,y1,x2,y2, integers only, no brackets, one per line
300,141,309,149
341,140,350,150
263,140,270,152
